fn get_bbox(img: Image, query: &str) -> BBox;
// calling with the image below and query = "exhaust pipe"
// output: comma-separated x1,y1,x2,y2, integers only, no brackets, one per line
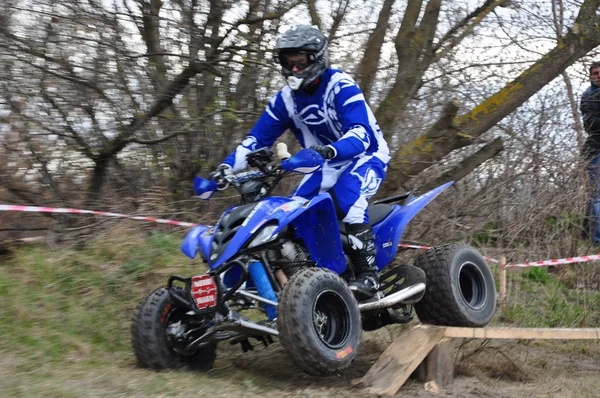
358,283,426,312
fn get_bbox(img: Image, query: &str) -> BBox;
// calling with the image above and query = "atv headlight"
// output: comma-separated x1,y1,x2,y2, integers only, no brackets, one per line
248,224,278,248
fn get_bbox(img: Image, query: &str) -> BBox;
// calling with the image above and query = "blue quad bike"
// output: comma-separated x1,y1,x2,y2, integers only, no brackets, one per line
131,145,496,376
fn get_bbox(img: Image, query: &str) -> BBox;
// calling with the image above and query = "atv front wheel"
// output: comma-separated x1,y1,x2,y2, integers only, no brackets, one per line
277,268,361,376
131,286,217,371
414,243,496,327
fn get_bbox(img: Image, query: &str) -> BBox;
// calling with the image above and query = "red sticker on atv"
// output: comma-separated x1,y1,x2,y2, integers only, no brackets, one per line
336,346,353,359
191,275,218,309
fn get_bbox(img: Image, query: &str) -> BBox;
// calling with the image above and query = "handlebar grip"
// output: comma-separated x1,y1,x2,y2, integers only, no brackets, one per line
235,170,266,183
276,142,291,160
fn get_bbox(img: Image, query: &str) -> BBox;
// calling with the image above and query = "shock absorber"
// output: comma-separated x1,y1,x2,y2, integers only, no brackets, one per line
247,260,278,320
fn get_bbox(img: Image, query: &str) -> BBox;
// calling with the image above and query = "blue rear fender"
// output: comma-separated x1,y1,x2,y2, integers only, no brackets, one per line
373,181,454,269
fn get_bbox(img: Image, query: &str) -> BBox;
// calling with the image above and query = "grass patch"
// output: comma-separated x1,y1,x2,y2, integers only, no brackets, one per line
3,229,600,396
497,271,600,329
494,267,600,358
0,227,202,365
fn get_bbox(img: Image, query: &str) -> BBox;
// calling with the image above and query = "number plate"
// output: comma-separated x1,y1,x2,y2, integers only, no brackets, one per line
190,274,218,309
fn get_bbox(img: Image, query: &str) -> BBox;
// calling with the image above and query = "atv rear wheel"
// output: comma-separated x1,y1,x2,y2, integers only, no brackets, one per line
131,286,217,371
414,243,496,327
277,268,361,376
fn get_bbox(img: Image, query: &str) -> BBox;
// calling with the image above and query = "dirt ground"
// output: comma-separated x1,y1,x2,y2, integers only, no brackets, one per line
211,329,600,398
3,328,600,397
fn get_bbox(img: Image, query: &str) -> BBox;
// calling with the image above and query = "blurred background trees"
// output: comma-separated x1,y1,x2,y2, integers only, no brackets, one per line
1,0,600,259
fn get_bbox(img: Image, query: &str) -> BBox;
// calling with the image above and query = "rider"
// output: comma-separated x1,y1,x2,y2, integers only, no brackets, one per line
213,24,391,299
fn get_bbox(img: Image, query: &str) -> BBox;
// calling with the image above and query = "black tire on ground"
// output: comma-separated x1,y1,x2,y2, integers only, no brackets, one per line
277,268,361,376
131,286,217,371
414,243,496,327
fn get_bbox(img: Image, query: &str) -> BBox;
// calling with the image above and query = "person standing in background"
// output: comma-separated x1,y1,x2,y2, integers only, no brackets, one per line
580,61,600,246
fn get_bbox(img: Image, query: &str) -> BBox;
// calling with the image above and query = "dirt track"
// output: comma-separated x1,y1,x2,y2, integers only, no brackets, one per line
3,330,600,397
213,330,600,398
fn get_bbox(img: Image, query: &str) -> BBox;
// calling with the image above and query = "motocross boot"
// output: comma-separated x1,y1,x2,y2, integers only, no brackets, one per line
346,223,379,299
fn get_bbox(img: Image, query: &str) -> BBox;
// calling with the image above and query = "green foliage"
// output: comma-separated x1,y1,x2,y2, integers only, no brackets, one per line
147,231,180,251
543,211,582,231
121,259,151,274
471,220,500,245
498,271,600,329
522,267,552,284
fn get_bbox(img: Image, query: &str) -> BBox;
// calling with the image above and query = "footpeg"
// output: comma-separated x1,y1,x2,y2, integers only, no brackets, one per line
379,264,426,304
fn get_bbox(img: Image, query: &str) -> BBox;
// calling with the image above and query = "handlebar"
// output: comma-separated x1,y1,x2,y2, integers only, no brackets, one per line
234,169,267,183
199,143,323,203
217,143,291,187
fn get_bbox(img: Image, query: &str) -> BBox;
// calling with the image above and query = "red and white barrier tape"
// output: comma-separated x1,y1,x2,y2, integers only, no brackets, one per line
503,254,600,268
0,205,197,228
398,243,600,268
398,243,500,264
3,204,599,269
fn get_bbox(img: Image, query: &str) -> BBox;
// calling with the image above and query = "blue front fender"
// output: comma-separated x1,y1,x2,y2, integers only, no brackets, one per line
181,224,212,259
273,194,346,274
294,195,346,274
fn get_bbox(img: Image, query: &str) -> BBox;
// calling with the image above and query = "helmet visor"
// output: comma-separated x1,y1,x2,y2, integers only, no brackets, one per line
278,51,311,71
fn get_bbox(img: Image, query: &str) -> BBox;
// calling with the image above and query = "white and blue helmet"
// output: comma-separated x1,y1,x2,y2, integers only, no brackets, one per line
275,25,329,90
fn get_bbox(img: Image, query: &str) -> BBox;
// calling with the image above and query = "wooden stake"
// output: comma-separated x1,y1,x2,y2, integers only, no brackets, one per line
417,337,455,389
499,255,507,305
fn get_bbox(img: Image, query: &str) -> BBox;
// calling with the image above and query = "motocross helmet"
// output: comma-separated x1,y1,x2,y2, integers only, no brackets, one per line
275,25,328,91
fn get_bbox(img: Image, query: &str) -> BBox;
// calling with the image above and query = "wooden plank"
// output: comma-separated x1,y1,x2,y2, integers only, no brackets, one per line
358,325,445,396
416,337,455,388
444,327,600,339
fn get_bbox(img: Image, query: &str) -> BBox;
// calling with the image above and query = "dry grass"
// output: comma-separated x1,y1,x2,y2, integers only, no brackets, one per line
3,221,600,397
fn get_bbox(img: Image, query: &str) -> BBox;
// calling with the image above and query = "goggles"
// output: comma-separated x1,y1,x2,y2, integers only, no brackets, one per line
278,51,312,71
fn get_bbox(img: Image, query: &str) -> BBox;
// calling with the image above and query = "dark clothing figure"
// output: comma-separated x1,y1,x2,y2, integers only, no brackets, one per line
580,84,600,159
580,63,600,245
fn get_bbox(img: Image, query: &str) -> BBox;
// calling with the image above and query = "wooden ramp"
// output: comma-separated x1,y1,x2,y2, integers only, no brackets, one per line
358,325,445,396
357,325,600,396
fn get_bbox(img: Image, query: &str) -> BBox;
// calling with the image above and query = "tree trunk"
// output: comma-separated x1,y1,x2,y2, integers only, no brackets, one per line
87,157,110,206
375,0,440,133
355,0,395,103
375,0,507,133
383,0,600,193
306,0,322,30
140,0,167,90
418,137,504,192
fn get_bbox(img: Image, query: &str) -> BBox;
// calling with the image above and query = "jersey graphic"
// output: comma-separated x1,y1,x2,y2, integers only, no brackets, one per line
241,136,258,150
361,168,382,197
223,69,390,169
298,104,326,125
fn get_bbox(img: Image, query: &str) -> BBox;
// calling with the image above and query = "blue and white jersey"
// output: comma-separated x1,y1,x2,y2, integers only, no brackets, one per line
222,68,390,171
